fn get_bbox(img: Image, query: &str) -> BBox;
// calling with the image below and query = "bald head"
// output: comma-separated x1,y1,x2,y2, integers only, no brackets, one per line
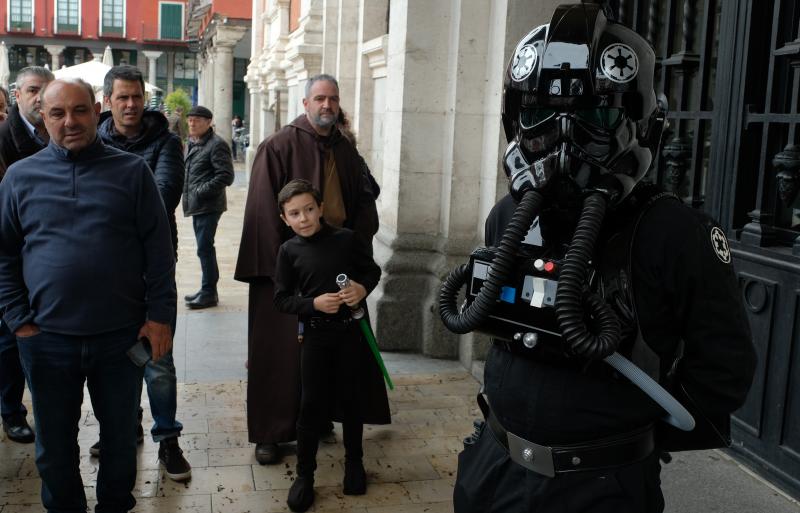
40,79,100,152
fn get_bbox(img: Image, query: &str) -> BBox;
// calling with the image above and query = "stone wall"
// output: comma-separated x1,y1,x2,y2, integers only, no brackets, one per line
245,0,563,371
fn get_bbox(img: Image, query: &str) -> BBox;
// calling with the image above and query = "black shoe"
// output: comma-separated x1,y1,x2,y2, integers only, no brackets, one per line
343,459,367,495
255,443,281,465
90,423,144,457
158,438,192,481
2,414,35,444
184,290,202,302
186,293,218,309
287,476,314,512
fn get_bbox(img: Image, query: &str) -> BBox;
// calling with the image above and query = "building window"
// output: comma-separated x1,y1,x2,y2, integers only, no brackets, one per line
56,0,80,33
159,2,184,40
101,0,125,36
8,0,34,31
174,53,196,80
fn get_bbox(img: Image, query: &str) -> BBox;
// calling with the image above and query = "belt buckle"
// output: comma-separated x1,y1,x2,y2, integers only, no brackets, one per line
506,431,556,478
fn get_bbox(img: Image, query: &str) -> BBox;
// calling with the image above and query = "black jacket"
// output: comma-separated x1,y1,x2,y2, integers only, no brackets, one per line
182,127,234,217
0,105,47,180
98,110,184,255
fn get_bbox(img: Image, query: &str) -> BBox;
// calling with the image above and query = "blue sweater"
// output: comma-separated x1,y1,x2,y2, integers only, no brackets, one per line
0,139,176,335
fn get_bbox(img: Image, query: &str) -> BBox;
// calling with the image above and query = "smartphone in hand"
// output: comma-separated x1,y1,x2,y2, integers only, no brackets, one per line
126,337,152,367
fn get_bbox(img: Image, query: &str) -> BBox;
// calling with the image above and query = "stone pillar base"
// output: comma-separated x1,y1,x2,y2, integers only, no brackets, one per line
367,230,484,359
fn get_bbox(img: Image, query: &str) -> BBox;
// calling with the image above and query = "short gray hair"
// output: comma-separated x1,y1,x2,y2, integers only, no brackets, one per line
15,66,55,89
305,74,339,99
41,78,97,107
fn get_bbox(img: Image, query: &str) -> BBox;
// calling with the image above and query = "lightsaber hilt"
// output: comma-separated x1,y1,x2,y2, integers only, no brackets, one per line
336,273,365,320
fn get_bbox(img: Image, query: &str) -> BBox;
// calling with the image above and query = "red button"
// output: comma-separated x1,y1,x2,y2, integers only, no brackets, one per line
544,261,556,273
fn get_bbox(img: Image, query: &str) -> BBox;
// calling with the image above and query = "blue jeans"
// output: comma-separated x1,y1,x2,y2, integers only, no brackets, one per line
0,322,27,421
17,326,144,513
140,347,182,442
192,212,221,294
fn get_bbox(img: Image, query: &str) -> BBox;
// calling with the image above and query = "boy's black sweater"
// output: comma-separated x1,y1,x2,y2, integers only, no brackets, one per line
274,222,380,319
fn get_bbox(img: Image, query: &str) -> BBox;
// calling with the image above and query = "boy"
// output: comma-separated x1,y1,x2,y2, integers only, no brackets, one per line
273,179,390,512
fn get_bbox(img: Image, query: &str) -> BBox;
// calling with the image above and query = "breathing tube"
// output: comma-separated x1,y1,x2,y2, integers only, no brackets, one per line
554,192,695,430
439,189,545,334
554,192,621,359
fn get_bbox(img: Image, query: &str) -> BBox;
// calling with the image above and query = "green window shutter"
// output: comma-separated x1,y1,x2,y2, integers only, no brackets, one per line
57,0,79,33
102,0,125,35
160,4,183,40
10,0,33,30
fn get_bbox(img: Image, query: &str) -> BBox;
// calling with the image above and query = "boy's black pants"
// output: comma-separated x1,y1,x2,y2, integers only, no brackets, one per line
296,322,364,478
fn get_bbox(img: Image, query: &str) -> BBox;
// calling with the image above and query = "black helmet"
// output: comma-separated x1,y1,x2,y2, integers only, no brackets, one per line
502,2,665,205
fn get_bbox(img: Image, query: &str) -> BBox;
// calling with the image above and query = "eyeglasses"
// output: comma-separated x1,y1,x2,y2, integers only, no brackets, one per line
519,107,625,130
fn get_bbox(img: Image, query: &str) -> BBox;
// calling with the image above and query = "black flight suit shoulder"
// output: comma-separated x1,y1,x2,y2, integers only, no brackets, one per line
631,198,757,451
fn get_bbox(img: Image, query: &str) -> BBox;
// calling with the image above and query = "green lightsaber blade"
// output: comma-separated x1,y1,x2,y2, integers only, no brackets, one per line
358,318,394,390
336,273,394,390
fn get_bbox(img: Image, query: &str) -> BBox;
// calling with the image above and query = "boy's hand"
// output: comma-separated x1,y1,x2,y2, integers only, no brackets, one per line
339,280,367,307
314,293,343,314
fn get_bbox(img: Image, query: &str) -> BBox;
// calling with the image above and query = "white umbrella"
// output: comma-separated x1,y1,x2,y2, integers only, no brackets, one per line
0,42,10,90
54,60,161,94
102,45,114,67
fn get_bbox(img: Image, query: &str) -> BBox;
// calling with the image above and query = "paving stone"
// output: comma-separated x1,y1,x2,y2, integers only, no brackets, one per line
157,465,254,496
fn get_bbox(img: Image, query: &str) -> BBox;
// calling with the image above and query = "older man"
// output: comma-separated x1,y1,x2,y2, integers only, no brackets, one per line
0,66,54,445
182,106,235,309
0,78,176,513
97,65,190,481
234,74,382,465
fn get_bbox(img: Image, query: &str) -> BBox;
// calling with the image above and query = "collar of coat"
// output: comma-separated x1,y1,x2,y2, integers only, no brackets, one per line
7,105,47,153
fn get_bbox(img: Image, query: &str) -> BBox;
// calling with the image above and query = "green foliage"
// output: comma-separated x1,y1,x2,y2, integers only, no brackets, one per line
164,88,191,115
164,88,191,139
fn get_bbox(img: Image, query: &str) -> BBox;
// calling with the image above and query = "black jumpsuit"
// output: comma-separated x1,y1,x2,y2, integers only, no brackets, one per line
274,222,387,478
454,191,757,513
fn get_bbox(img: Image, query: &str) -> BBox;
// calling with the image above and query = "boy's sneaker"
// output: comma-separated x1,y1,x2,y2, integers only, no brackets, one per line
287,476,314,512
343,459,367,495
89,423,144,457
158,438,192,481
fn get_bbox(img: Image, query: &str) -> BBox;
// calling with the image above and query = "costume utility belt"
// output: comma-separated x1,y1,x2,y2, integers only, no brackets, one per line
477,394,654,478
306,315,354,331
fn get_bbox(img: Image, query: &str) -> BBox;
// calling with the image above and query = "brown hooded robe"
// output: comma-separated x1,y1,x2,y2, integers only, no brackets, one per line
234,115,386,444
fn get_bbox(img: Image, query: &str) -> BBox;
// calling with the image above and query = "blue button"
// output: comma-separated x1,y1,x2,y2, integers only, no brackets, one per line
500,286,516,303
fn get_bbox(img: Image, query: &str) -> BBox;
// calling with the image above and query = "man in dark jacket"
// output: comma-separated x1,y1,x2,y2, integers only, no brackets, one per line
183,106,235,309
0,65,53,446
97,65,191,481
0,77,176,513
234,74,379,465
0,66,53,177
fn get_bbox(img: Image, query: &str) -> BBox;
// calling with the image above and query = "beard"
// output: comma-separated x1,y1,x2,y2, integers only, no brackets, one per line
312,112,337,129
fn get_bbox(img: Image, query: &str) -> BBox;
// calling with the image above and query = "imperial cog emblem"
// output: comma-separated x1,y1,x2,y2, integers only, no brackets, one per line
511,44,538,82
600,43,639,83
710,227,732,264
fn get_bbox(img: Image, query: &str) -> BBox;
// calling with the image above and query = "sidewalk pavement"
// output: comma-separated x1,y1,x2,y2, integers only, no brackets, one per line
1,165,798,512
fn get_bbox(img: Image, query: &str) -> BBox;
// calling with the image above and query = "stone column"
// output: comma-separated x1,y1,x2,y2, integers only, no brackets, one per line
196,55,207,106
286,0,324,113
367,0,515,360
353,0,389,169
332,0,360,113
211,24,249,143
203,53,215,110
143,51,163,86
44,45,65,71
211,45,234,143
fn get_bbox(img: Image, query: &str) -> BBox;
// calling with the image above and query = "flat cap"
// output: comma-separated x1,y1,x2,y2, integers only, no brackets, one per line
187,105,213,119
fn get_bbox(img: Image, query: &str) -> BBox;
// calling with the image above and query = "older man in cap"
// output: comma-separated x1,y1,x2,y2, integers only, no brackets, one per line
182,106,235,309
